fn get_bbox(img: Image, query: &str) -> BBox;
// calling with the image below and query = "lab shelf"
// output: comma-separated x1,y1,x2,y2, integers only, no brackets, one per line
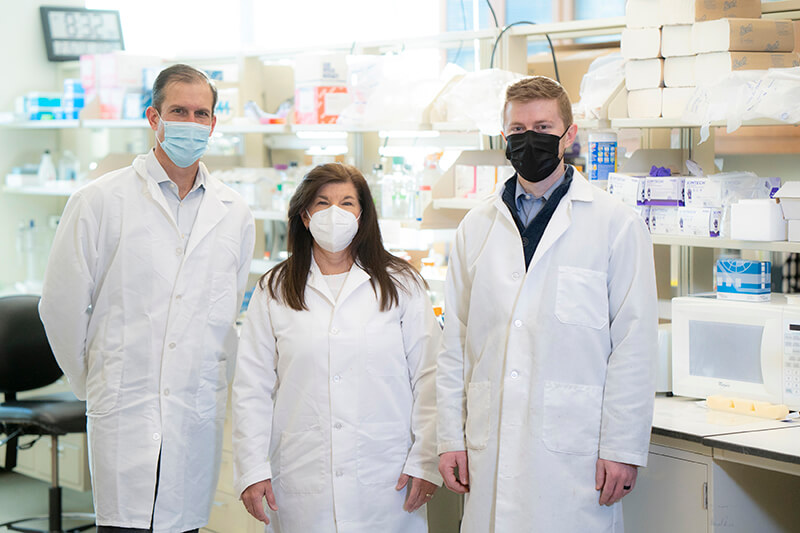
249,258,280,275
81,119,150,129
215,123,288,134
432,198,483,210
251,209,287,221
0,119,80,129
2,183,81,196
610,118,795,129
650,234,800,254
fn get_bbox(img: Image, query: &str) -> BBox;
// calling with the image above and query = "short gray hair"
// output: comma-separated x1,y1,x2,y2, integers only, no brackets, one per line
152,64,218,116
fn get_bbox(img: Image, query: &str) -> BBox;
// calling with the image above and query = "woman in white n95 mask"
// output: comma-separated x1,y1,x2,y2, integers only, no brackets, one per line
232,163,442,532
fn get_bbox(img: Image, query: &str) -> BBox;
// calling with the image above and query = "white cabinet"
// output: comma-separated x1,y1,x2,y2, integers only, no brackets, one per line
625,435,800,533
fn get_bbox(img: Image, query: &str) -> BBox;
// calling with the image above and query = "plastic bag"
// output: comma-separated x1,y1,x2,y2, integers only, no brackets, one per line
682,67,800,143
431,68,524,135
574,52,625,120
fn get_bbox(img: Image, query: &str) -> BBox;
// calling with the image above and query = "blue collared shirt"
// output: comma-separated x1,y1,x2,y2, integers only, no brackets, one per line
514,171,566,228
146,151,205,245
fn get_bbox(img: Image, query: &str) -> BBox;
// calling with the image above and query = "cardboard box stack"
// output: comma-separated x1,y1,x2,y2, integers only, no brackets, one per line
622,0,798,119
293,53,351,125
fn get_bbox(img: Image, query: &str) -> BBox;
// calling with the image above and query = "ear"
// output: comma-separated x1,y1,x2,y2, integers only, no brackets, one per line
301,210,310,229
564,122,579,148
145,106,160,132
210,114,217,136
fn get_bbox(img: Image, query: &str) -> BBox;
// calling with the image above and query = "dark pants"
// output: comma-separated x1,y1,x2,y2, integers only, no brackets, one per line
97,526,198,533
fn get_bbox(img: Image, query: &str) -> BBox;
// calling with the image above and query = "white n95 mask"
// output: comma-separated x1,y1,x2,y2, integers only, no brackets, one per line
308,205,359,253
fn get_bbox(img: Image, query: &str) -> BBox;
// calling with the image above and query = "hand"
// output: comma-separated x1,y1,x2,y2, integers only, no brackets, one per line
396,474,439,512
438,451,469,494
595,458,638,506
241,479,278,524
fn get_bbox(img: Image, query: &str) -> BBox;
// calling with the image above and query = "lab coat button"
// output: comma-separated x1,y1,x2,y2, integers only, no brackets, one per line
163,389,170,396
510,370,519,379
334,422,342,430
335,470,343,477
333,375,341,383
331,327,339,335
514,319,522,328
152,433,160,441
175,294,182,300
175,247,183,256
512,272,520,280
169,342,176,349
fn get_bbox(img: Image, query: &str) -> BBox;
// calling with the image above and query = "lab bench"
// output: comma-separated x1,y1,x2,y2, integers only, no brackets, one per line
623,395,800,533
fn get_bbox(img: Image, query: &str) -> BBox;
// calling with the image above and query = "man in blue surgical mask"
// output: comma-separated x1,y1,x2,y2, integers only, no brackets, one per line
436,76,658,532
40,64,255,533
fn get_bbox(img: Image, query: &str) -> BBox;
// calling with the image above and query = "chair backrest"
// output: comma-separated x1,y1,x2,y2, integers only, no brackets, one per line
0,295,63,395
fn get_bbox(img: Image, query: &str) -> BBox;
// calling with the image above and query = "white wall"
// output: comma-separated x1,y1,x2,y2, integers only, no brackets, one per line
0,0,83,286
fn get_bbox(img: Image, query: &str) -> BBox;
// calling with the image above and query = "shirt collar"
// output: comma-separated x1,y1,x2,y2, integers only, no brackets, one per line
146,149,205,193
514,168,567,203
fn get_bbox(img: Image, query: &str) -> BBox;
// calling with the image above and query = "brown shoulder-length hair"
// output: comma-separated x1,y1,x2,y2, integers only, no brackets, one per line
260,163,426,311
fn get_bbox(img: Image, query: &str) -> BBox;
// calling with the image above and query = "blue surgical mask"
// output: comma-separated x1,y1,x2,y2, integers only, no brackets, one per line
156,115,212,168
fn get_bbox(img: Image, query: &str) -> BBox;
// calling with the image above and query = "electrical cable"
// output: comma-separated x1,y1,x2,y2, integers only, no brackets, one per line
489,21,560,84
485,0,499,28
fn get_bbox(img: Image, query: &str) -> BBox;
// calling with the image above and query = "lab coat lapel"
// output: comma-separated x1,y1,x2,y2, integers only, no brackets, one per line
528,168,594,271
134,155,179,231
185,170,229,258
307,259,337,306
337,263,371,305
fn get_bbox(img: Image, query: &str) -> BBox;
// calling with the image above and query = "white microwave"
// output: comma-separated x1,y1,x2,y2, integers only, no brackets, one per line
672,295,800,410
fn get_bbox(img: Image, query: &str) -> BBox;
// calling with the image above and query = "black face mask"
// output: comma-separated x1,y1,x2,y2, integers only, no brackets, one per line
505,128,568,183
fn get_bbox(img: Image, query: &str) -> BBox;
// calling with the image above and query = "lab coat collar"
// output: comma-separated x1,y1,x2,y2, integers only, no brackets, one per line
133,152,232,258
307,255,371,307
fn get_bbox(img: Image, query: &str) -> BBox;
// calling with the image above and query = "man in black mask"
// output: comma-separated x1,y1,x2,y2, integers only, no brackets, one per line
436,76,658,533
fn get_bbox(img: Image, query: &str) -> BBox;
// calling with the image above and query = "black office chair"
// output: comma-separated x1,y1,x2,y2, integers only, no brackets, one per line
0,294,93,533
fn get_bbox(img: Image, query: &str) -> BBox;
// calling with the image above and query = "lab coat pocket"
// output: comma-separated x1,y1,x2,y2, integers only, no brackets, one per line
85,350,124,416
357,422,411,485
465,381,491,450
278,428,324,494
555,266,608,329
541,381,603,455
196,359,228,420
208,272,238,326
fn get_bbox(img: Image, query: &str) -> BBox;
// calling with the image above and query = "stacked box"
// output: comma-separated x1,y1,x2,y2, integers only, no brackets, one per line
294,54,351,125
716,259,771,302
80,53,161,119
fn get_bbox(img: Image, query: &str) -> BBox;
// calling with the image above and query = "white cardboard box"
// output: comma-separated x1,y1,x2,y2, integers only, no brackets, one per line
649,206,680,234
608,172,647,205
789,220,800,242
774,181,800,219
677,206,721,237
730,199,787,241
646,176,685,205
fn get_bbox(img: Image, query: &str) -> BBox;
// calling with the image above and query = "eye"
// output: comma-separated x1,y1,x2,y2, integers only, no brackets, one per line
315,199,329,207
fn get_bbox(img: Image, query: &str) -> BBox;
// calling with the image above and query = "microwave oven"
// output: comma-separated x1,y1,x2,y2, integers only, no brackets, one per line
672,295,800,410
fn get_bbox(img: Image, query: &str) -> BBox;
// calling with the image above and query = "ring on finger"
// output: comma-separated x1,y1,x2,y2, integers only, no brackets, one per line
623,484,632,490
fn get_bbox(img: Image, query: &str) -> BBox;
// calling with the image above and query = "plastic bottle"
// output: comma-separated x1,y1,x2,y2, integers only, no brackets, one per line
16,220,39,292
367,163,384,215
416,153,442,221
587,130,618,182
37,150,57,184
58,150,79,181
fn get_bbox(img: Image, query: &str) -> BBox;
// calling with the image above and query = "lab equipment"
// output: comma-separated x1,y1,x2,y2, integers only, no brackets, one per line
37,150,57,183
716,259,771,301
671,294,800,411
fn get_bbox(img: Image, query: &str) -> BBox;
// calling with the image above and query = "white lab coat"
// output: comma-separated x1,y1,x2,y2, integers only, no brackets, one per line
39,151,255,532
437,169,658,533
232,259,443,533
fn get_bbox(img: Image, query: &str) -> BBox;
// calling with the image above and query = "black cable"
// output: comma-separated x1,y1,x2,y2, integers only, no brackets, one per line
485,0,499,28
489,21,560,84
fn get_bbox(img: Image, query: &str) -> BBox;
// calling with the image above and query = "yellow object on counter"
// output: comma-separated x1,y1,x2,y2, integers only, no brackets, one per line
706,395,790,420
